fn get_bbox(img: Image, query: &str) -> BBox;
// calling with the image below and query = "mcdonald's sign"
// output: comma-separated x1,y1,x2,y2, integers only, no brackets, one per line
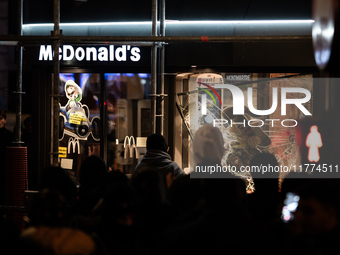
124,136,139,159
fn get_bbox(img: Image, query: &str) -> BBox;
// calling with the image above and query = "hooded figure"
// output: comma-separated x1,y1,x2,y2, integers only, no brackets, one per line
193,124,224,166
135,134,185,185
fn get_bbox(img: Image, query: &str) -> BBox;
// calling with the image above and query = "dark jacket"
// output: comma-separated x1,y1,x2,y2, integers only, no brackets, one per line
135,149,185,178
0,126,15,204
0,126,15,153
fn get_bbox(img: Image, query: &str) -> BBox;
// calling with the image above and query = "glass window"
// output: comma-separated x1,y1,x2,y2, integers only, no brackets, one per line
105,73,152,173
54,73,101,185
176,73,313,192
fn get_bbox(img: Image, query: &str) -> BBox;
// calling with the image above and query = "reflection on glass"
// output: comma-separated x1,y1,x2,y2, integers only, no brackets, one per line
177,73,313,193
105,73,152,173
57,73,101,185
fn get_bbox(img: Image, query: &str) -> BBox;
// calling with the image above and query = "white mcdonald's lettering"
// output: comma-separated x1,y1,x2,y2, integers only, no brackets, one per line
39,45,53,61
38,45,141,62
75,47,85,61
124,136,139,159
63,45,74,61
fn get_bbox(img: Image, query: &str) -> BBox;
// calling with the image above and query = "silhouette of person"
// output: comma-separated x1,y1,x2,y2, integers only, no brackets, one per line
305,125,322,162
135,133,185,186
0,110,15,206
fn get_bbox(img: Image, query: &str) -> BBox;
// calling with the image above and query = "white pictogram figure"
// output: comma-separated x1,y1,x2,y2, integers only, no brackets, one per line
305,125,323,162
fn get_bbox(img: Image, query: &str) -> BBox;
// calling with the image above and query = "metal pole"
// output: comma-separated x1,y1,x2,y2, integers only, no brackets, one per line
52,0,60,166
160,0,165,37
151,0,158,134
159,0,165,135
15,0,23,145
151,47,157,134
152,0,158,37
100,72,107,164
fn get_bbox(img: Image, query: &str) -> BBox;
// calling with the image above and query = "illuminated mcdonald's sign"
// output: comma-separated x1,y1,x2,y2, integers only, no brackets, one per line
124,136,139,159
39,45,141,62
68,137,80,154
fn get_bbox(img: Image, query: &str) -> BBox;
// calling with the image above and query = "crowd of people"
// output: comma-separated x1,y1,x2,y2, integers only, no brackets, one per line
1,124,340,255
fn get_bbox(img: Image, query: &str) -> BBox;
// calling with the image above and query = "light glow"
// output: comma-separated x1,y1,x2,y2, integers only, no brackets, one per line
306,125,323,162
201,94,207,115
22,20,315,28
166,20,315,25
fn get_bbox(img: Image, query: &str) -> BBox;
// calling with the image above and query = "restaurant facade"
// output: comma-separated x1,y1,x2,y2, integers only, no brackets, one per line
2,0,339,192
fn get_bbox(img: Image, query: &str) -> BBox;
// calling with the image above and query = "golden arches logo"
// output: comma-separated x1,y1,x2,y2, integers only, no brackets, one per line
124,136,139,159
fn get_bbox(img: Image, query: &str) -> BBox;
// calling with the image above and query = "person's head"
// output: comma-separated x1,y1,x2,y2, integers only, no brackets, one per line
39,166,77,206
26,188,69,227
146,133,168,152
97,182,137,227
24,117,32,132
102,170,129,196
193,125,224,166
0,110,7,128
167,174,206,212
131,167,166,204
79,155,108,188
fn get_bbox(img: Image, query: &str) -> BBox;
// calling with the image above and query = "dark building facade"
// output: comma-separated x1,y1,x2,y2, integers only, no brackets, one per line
2,0,338,190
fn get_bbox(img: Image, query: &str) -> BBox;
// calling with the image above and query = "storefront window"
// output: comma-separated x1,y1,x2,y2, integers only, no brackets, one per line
55,73,101,184
52,72,152,182
176,73,313,192
105,73,152,173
